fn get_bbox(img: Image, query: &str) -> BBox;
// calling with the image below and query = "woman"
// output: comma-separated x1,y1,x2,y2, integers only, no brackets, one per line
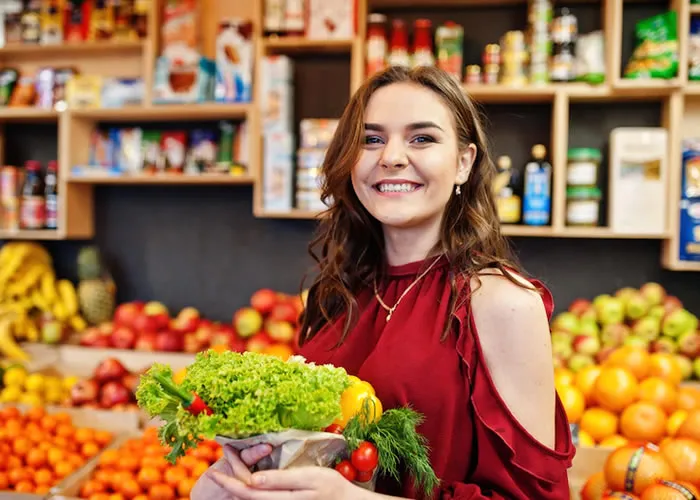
194,65,574,499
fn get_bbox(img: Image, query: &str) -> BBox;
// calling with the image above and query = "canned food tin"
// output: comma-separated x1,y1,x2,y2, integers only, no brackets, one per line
482,44,501,66
296,189,328,211
296,168,323,191
296,149,326,170
465,64,482,84
483,64,500,84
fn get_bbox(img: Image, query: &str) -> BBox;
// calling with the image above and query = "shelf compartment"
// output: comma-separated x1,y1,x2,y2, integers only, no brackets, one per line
262,37,354,54
254,208,324,219
0,108,59,122
66,174,256,185
464,83,676,104
68,103,252,122
0,229,65,240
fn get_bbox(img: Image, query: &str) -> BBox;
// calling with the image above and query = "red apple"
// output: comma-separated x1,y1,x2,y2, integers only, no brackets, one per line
113,302,144,329
265,318,295,342
183,333,204,353
229,336,247,353
121,373,140,393
246,332,273,353
134,332,158,351
155,331,184,352
80,327,110,347
100,381,133,408
568,299,593,318
194,322,216,347
172,306,201,334
110,326,137,350
663,296,684,315
143,301,170,331
234,307,264,338
269,302,299,324
98,322,114,336
133,313,159,334
210,327,234,348
70,379,99,406
250,289,279,315
94,358,128,384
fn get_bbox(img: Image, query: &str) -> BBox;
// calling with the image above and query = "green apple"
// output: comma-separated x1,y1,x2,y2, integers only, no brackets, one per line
579,318,600,338
593,294,613,309
674,354,693,380
41,320,65,344
640,282,666,307
631,316,661,342
551,312,580,334
615,287,638,302
662,309,699,338
623,335,650,350
572,335,601,356
648,305,665,321
625,291,650,321
596,297,626,326
567,353,595,373
601,323,630,347
552,334,574,360
677,331,700,358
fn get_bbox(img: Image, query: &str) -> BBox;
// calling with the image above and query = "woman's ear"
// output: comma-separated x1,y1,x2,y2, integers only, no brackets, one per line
456,144,477,185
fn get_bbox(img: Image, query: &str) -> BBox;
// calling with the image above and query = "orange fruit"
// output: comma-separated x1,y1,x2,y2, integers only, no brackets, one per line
640,480,700,499
594,367,639,413
637,377,678,415
676,409,700,441
659,438,700,485
575,365,602,405
148,483,175,500
648,353,683,386
604,444,676,495
557,385,586,424
177,477,196,497
602,494,640,499
554,367,575,390
606,346,650,381
620,402,667,444
580,471,607,500
580,408,619,442
666,410,688,437
263,343,294,361
578,429,595,447
676,386,700,411
599,434,629,449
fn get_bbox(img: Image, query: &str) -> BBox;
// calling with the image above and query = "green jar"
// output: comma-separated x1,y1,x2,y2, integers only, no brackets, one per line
566,186,602,226
566,147,602,187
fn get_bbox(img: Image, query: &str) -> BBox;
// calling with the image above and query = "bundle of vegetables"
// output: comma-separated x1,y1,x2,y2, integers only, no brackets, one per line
135,350,439,495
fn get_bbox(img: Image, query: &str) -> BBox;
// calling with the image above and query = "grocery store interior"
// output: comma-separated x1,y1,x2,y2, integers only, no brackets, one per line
1,0,700,499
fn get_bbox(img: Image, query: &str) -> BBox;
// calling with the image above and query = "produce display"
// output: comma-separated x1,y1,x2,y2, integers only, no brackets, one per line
0,242,88,360
578,411,700,499
550,283,700,379
77,287,305,361
76,427,221,499
556,344,700,448
0,406,114,495
136,351,439,494
0,363,78,406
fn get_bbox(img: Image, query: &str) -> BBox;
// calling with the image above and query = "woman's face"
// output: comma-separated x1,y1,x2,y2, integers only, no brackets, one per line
351,82,475,232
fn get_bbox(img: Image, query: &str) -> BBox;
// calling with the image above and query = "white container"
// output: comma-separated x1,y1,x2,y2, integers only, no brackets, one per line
608,127,669,234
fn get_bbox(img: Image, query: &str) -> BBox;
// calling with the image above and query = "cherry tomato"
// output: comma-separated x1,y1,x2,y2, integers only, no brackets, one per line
351,441,379,472
324,424,343,434
335,459,357,482
356,469,374,483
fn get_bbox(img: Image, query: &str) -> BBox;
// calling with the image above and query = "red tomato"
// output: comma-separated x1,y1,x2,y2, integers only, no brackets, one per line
324,424,343,434
335,459,357,482
351,441,379,472
356,469,374,483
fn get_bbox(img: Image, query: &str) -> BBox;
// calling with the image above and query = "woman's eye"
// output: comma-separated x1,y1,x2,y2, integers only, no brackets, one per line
412,135,435,144
364,135,383,145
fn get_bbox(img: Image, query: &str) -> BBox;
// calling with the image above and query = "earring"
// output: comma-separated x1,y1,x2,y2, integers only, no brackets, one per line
455,184,461,195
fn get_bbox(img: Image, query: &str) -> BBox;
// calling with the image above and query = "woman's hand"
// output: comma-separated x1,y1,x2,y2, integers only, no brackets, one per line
190,443,273,500
208,465,371,500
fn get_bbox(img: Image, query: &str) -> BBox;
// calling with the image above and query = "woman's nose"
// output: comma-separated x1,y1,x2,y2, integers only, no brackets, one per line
379,138,408,169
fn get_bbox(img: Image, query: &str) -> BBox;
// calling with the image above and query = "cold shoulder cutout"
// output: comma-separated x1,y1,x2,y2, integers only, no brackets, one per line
298,257,574,500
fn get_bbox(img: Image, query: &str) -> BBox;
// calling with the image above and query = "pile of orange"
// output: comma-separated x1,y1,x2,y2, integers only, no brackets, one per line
580,426,700,499
0,405,113,494
78,426,222,500
555,346,700,448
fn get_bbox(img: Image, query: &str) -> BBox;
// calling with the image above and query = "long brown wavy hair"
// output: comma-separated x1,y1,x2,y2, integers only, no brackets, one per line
299,66,527,346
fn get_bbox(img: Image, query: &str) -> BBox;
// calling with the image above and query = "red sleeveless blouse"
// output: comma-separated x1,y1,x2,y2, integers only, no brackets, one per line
298,257,575,499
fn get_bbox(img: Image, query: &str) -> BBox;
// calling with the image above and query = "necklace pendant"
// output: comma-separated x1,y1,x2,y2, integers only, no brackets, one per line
386,309,394,322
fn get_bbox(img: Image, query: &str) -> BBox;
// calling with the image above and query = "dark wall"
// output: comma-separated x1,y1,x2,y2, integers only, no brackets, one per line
5,0,699,321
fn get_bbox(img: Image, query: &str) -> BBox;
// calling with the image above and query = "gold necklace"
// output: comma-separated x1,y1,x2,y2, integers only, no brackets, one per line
373,256,442,323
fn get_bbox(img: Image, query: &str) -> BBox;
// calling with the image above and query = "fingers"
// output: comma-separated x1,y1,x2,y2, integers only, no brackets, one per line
209,470,314,500
223,445,255,485
250,467,323,490
240,443,273,467
189,458,234,500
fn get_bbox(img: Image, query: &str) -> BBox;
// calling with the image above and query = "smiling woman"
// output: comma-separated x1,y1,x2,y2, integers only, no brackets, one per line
193,66,574,500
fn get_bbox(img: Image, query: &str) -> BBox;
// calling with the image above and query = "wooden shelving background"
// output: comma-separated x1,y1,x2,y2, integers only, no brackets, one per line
0,0,698,271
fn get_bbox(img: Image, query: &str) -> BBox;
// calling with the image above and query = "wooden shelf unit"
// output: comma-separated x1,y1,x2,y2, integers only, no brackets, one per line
0,0,698,272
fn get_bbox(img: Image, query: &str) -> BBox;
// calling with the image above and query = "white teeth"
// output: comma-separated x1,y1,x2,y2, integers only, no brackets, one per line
377,183,418,193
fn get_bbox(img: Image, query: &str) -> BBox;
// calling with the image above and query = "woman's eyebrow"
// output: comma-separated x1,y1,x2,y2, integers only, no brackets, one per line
364,121,444,132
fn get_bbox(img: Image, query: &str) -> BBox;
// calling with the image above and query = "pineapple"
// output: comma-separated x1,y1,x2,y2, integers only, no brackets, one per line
76,246,116,325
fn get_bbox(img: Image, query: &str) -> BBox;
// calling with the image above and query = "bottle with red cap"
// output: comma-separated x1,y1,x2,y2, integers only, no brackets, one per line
411,19,435,68
20,160,45,230
44,160,58,230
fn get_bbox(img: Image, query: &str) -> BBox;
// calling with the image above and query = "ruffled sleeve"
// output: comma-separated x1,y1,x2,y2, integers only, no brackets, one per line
441,279,575,500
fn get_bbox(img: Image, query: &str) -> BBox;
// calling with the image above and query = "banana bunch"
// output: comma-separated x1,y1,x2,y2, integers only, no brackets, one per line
0,242,88,361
